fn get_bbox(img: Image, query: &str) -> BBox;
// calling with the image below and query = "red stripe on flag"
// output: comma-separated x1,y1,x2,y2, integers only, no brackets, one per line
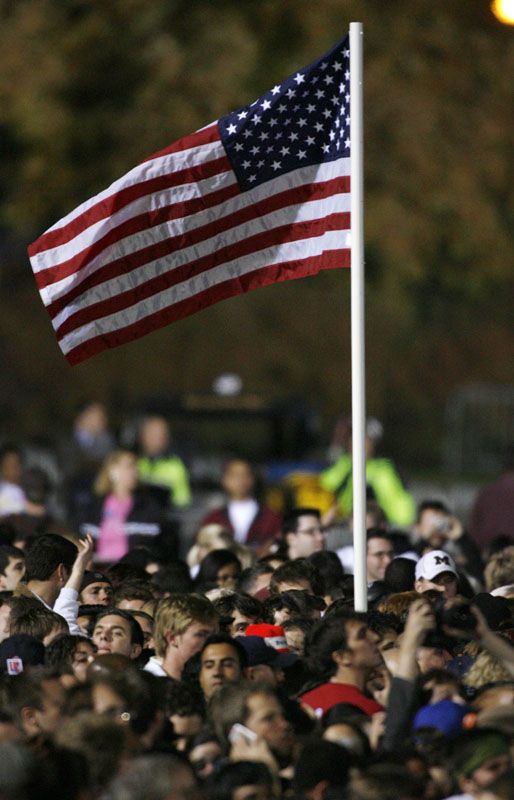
54,211,350,339
29,126,223,257
45,175,350,318
64,249,350,365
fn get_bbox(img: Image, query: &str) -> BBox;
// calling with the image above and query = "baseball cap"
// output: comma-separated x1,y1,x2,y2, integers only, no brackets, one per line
415,550,457,582
413,699,470,737
245,623,289,652
0,634,45,675
238,635,297,669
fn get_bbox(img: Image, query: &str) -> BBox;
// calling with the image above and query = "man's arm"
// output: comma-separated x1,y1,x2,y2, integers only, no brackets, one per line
54,535,94,635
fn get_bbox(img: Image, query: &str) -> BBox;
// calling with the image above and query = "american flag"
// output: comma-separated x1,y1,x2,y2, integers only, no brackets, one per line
28,36,351,365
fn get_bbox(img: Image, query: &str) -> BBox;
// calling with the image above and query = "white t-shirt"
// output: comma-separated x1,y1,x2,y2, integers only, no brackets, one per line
228,499,259,543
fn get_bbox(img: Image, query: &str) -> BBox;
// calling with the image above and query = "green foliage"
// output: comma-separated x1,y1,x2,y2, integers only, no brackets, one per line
0,0,512,468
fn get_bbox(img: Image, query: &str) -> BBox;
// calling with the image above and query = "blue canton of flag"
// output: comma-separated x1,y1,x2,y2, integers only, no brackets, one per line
219,36,350,192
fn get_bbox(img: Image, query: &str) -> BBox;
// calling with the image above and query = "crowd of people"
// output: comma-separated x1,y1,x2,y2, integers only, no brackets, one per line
0,402,513,800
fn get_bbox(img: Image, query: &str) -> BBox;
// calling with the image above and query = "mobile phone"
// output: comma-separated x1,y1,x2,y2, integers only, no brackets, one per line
229,723,258,746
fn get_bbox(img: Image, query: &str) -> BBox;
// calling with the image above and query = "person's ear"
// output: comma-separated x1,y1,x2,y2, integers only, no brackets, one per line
165,631,179,649
130,643,143,659
332,648,352,669
56,563,68,586
20,705,40,737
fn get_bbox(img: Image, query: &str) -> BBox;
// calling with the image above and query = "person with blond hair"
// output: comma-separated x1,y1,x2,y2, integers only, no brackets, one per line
79,449,166,564
145,593,218,680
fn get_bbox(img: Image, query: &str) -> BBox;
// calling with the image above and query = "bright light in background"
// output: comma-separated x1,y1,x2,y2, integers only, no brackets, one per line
491,0,514,25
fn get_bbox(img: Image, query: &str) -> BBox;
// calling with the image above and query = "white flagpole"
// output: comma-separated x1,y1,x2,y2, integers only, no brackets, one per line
349,22,367,612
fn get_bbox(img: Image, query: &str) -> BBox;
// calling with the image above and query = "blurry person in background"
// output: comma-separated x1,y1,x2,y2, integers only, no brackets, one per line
80,450,166,564
201,459,281,550
415,499,483,581
320,417,416,527
0,444,25,517
2,467,72,543
137,415,191,508
195,550,242,593
282,508,325,560
59,401,116,528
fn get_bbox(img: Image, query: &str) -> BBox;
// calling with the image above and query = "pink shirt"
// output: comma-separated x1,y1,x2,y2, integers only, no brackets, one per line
97,495,134,562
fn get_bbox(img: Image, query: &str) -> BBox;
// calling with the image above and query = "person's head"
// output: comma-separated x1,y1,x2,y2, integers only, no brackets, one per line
283,508,324,560
138,415,171,458
0,546,25,591
414,551,458,599
152,561,194,596
188,525,234,569
128,609,154,650
45,634,96,683
281,616,313,656
384,557,415,593
94,449,139,496
113,578,155,611
90,670,164,749
213,593,263,637
154,594,219,660
91,608,144,659
0,444,23,485
264,590,325,626
293,739,353,799
237,564,274,597
451,729,511,797
10,606,68,646
21,467,52,508
221,460,256,501
208,760,274,800
209,681,293,759
79,571,113,606
307,611,381,680
189,729,223,781
348,763,424,800
24,534,77,587
269,559,323,597
196,550,242,593
106,753,200,800
475,767,514,800
484,547,514,593
6,666,65,737
199,634,247,699
307,551,344,597
366,530,394,583
416,500,452,548
163,681,205,752
74,400,109,435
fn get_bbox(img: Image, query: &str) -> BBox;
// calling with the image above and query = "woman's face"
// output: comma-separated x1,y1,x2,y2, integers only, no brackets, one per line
110,453,138,493
216,562,240,589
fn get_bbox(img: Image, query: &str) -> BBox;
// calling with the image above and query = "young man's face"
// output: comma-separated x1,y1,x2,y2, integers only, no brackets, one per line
415,572,458,600
80,581,113,606
0,556,25,591
173,621,217,663
92,614,141,659
462,751,511,795
366,537,393,582
287,514,325,559
344,620,382,671
199,642,242,698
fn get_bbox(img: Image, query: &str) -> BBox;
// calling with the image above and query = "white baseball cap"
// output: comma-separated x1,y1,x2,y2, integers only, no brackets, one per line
415,550,458,581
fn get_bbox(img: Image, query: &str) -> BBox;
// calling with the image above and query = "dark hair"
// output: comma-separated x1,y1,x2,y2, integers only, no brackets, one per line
24,534,77,582
0,545,24,576
213,593,263,626
93,607,145,647
282,508,321,536
113,579,154,605
281,615,315,635
237,563,274,595
306,611,366,677
21,468,52,505
366,528,393,548
264,590,325,622
200,633,248,671
10,606,68,641
106,562,148,588
417,500,450,522
366,610,403,638
308,551,344,589
45,634,95,674
164,679,205,719
195,550,242,592
151,561,193,595
90,669,161,736
293,739,352,794
207,761,273,800
0,443,22,467
269,559,324,597
384,557,415,593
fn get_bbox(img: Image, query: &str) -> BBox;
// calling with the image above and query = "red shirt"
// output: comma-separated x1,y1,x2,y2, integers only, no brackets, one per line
300,682,384,717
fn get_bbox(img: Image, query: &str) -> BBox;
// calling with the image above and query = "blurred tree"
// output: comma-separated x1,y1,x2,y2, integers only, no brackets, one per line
0,0,512,469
